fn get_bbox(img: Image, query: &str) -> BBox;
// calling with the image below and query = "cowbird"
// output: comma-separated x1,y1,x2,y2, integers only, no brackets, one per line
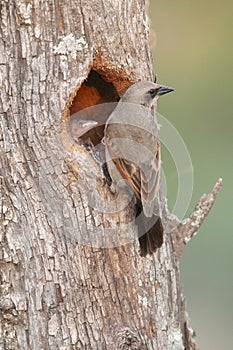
70,118,98,140
104,81,173,256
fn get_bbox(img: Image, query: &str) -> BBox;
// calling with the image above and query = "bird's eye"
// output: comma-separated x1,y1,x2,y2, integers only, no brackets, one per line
148,88,157,97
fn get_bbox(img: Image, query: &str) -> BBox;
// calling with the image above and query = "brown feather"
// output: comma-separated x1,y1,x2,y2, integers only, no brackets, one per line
104,81,174,256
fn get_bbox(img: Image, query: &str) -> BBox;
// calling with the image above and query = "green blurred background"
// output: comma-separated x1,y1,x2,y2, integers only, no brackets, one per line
149,1,233,349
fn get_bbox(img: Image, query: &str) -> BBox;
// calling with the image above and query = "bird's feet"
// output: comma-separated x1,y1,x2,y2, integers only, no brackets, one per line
101,162,112,188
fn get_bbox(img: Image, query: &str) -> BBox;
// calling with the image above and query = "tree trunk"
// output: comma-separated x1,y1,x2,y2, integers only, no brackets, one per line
0,1,221,349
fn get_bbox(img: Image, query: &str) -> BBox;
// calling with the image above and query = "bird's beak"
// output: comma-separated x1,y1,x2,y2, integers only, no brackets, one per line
79,120,98,128
76,120,98,137
157,85,174,96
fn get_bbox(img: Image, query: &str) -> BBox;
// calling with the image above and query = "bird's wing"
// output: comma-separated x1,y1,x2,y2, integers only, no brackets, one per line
139,140,161,217
112,156,141,198
105,124,161,217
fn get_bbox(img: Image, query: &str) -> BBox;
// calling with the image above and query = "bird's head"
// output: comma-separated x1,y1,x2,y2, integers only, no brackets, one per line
120,81,174,108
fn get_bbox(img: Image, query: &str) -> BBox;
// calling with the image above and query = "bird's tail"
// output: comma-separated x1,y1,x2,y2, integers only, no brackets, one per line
136,203,164,257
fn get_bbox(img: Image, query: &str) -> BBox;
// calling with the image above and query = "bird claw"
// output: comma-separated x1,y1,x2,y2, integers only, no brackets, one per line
101,163,113,188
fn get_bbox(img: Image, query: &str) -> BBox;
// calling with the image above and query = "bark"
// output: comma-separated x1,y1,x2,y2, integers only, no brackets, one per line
0,1,221,349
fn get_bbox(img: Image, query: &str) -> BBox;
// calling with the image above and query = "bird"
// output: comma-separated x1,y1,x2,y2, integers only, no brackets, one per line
104,81,174,256
69,118,98,140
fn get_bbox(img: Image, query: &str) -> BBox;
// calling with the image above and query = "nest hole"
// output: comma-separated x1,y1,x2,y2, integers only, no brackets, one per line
69,70,120,146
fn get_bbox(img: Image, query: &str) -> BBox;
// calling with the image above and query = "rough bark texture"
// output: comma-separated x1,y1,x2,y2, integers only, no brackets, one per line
0,1,221,349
